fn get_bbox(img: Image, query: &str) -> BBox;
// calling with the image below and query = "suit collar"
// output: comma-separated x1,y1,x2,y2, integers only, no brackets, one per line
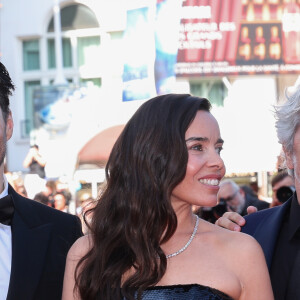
8,184,46,229
286,244,300,299
252,197,291,269
288,193,300,240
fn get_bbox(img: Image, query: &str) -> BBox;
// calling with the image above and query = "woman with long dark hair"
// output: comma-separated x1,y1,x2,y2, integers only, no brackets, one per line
62,94,273,300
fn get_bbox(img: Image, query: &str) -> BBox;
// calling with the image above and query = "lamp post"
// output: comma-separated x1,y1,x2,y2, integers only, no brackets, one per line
53,0,67,85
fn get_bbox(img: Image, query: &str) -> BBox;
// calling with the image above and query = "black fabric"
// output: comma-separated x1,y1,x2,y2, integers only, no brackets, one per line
124,284,233,300
6,184,83,300
0,194,14,225
242,198,289,269
242,194,300,299
241,194,269,216
270,196,300,300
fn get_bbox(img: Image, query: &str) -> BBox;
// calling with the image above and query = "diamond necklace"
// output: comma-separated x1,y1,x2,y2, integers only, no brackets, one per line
166,215,199,259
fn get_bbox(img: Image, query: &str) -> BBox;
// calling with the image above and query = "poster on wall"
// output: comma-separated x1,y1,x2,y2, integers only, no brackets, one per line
154,0,182,95
122,0,300,101
122,7,156,101
33,85,86,132
176,0,300,76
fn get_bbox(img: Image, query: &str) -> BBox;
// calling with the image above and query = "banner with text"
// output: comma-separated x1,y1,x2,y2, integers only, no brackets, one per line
175,0,300,76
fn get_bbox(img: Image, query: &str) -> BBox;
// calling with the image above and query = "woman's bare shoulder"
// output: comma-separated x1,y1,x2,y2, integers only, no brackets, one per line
68,234,94,260
204,221,263,256
223,227,261,252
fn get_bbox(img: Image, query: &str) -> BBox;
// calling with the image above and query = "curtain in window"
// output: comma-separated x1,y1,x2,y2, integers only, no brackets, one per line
23,40,40,71
190,81,227,107
24,81,41,135
47,39,56,69
62,38,72,67
47,38,72,69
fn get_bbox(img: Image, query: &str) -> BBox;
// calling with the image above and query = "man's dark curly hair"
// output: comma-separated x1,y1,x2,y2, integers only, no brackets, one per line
0,62,14,120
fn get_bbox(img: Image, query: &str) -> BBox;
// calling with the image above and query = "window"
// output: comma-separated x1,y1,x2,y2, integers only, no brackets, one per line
23,40,40,71
24,80,41,135
49,78,73,85
21,4,102,139
46,4,101,78
77,36,101,68
190,81,227,107
47,38,72,69
110,31,124,40
80,78,101,87
47,4,99,32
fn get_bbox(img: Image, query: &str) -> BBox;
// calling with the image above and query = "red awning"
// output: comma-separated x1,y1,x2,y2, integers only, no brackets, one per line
78,125,125,165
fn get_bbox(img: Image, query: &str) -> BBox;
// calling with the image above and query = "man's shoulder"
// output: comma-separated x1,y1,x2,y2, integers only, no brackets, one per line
242,204,286,235
12,191,80,227
27,198,76,220
245,205,281,222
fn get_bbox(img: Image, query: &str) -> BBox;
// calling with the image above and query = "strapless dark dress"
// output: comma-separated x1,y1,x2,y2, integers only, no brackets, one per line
127,284,233,300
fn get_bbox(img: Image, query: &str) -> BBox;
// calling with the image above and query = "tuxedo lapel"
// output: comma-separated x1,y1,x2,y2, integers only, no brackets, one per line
285,248,300,299
250,201,290,269
6,193,53,300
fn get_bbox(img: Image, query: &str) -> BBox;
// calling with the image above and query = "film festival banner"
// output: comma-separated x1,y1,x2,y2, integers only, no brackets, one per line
123,0,300,101
176,0,300,76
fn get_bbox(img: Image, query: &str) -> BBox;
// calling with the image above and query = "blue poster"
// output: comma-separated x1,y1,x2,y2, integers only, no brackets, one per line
122,7,156,102
154,0,182,95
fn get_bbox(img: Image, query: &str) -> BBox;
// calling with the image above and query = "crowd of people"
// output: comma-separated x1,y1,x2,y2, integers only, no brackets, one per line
195,171,294,224
0,58,300,300
5,170,96,225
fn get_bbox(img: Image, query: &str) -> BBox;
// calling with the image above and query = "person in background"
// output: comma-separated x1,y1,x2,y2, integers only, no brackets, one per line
12,177,28,198
23,144,46,179
62,94,273,300
33,191,50,206
23,144,47,198
270,170,294,207
216,84,300,299
53,191,68,213
0,61,82,300
217,179,269,216
195,180,269,224
239,183,270,210
42,179,57,204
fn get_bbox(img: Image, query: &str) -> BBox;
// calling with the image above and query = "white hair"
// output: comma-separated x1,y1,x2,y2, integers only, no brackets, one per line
275,85,300,176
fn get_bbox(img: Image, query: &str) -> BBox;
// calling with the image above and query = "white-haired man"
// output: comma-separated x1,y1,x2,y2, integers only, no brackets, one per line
216,85,300,300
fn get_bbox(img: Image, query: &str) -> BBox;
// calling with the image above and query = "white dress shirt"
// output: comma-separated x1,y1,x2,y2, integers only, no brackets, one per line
0,175,11,300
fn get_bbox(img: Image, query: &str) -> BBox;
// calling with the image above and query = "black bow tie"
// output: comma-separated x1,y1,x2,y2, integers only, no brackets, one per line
0,194,14,225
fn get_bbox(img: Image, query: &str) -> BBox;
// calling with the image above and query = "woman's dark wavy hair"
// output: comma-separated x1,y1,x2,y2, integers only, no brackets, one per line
76,93,211,300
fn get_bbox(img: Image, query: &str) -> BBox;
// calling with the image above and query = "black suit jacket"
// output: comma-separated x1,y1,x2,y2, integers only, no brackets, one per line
242,197,297,299
242,197,290,269
6,185,83,300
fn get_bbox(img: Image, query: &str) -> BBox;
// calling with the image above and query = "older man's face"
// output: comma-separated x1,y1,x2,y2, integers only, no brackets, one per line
285,126,300,204
218,184,245,214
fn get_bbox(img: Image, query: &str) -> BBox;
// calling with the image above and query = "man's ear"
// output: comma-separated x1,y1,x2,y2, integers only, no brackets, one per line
283,146,294,170
6,111,13,141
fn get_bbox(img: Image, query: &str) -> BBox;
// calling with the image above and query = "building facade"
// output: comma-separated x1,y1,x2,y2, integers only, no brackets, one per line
1,0,299,198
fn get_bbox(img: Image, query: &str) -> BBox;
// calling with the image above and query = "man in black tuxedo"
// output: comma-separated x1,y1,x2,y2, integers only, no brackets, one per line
0,61,83,300
216,84,300,300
